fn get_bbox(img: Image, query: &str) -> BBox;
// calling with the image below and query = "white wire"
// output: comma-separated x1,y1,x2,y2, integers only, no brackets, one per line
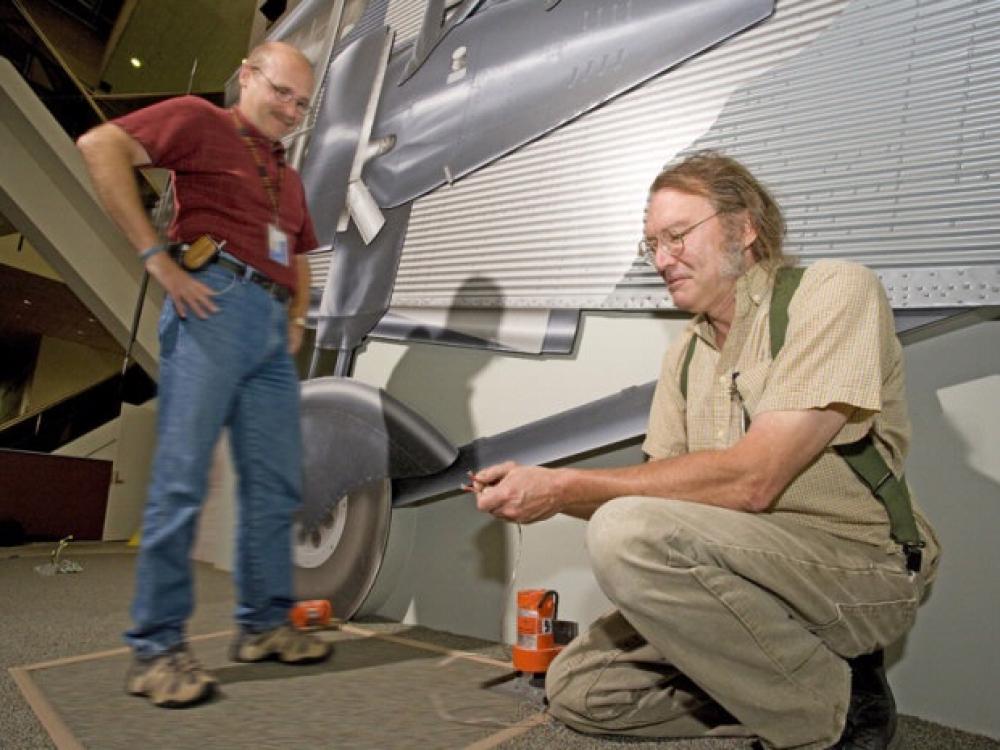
499,522,524,644
430,522,535,729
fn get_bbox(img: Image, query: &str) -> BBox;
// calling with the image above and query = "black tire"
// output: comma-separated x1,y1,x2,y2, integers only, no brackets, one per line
293,478,394,620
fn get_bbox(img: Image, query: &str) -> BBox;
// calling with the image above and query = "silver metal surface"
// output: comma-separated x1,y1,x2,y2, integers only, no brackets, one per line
370,307,579,354
610,0,1000,311
393,381,656,507
392,0,826,311
384,0,424,43
315,202,413,351
339,28,395,240
384,0,1000,313
303,0,773,346
367,0,774,209
266,0,347,63
303,28,389,247
287,0,347,170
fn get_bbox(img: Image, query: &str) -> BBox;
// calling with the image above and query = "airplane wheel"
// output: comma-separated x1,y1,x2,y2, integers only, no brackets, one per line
293,377,428,620
293,478,415,620
293,477,389,620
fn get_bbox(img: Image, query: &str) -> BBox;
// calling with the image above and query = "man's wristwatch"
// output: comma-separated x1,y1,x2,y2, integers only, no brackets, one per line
291,316,307,327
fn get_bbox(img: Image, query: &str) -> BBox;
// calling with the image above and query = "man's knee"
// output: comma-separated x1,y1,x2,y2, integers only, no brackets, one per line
587,496,680,596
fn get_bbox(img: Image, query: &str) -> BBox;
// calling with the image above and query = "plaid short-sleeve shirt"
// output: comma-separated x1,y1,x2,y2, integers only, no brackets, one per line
643,259,939,560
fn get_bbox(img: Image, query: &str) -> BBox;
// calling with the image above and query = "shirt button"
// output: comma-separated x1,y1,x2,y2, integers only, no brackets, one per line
752,293,762,304
719,375,728,385
716,429,725,439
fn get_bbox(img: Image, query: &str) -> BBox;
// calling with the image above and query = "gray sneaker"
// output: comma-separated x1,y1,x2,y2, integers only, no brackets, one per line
230,624,332,664
125,646,218,708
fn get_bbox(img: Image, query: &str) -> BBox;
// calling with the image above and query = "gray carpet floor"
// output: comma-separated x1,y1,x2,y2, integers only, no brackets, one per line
2,543,997,750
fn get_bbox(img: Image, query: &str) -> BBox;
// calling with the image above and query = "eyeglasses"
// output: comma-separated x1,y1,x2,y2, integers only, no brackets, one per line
250,66,311,115
637,211,719,266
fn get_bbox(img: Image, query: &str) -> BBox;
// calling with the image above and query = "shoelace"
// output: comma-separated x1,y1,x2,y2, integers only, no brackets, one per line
274,625,319,653
169,648,206,675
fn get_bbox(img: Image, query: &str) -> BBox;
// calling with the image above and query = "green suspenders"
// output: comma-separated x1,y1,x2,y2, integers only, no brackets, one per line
679,266,924,572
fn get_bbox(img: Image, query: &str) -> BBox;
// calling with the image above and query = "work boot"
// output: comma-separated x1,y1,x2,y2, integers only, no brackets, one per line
830,650,900,749
230,624,332,664
125,645,218,708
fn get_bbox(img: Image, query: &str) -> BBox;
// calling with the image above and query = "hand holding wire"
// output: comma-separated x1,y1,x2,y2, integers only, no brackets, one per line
463,462,562,524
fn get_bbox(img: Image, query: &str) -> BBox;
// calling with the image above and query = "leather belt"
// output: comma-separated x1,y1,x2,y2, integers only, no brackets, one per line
212,254,291,304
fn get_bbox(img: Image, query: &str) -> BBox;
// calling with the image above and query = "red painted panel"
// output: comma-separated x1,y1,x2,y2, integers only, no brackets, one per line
0,449,112,541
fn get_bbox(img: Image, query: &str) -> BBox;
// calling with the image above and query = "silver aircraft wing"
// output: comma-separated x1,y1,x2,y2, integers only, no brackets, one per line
367,0,774,208
298,0,773,351
303,0,774,239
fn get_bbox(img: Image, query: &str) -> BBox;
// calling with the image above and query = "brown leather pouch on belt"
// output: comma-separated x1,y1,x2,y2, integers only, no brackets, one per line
179,235,221,271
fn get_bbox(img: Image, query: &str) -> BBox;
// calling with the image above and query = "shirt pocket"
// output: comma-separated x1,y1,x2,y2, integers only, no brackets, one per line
733,360,771,420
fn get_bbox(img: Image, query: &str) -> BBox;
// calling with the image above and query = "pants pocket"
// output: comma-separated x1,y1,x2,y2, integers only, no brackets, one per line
809,593,918,656
158,305,179,357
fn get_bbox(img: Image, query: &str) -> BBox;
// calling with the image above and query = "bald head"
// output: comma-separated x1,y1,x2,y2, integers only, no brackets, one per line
245,41,313,76
237,41,315,140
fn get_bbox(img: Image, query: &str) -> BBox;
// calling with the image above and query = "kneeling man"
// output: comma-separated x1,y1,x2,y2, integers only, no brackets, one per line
468,151,939,750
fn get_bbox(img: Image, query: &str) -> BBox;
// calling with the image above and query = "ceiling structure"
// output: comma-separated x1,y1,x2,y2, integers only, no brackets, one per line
0,263,121,353
0,0,272,356
98,1,258,96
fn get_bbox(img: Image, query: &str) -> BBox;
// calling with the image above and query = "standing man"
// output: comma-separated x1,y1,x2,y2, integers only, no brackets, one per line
468,151,939,748
77,41,331,708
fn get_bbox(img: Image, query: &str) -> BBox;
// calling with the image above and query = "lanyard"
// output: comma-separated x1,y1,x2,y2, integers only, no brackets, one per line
230,109,285,225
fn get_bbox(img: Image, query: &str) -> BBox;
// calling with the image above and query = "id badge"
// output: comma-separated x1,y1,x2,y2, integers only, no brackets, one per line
268,223,290,266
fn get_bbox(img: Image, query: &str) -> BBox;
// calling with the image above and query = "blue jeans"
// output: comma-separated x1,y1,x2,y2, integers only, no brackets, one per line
126,264,303,657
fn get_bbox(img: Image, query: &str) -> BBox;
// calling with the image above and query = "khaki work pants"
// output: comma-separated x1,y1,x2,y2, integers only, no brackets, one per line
546,497,930,749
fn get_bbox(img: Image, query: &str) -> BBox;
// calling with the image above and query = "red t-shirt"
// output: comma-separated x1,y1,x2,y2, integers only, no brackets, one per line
113,95,317,292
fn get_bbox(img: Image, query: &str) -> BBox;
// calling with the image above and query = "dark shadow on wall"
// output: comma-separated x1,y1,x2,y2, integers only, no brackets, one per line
885,315,1000,732
374,276,513,641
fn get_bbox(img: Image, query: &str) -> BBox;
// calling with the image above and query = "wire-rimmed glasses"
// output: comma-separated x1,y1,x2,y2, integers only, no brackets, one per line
251,66,311,115
637,211,719,266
